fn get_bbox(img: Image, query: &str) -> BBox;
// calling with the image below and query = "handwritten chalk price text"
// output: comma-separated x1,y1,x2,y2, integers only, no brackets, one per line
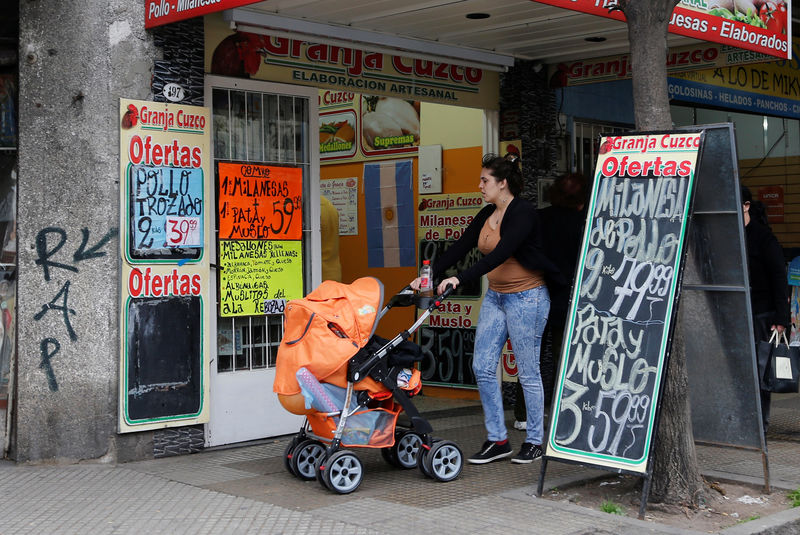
166,217,201,247
217,163,303,240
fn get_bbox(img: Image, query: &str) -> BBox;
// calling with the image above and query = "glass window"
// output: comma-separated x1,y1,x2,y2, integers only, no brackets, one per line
669,104,800,161
212,87,312,372
246,92,264,162
729,111,764,160
0,153,15,396
671,105,694,127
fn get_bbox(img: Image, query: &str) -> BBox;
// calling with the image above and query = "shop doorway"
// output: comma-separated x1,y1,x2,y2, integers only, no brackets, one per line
204,76,319,447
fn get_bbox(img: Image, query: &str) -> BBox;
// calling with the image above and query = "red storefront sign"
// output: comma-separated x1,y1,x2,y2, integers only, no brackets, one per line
758,185,785,223
145,0,261,29
531,0,791,60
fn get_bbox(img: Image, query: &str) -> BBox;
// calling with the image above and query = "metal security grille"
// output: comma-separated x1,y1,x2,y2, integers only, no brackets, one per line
572,120,629,179
212,87,311,372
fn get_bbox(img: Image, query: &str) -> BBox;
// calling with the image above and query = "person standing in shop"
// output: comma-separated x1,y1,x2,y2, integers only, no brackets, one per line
513,173,588,431
411,153,562,464
742,186,790,436
320,195,342,282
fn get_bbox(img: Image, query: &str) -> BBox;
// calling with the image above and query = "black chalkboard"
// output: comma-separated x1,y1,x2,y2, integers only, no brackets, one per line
546,130,705,473
418,325,477,386
124,295,202,422
678,123,766,453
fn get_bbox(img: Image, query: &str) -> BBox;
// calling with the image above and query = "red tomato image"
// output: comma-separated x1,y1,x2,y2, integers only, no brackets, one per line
759,0,787,34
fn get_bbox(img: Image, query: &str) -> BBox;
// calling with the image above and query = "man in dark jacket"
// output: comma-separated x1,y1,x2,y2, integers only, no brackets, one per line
742,186,790,436
514,173,587,430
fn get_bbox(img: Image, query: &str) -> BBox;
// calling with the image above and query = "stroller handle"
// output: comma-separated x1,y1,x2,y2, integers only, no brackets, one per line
438,283,456,300
380,283,456,320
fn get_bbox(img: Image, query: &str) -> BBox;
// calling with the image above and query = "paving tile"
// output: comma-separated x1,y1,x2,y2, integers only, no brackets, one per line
3,394,800,533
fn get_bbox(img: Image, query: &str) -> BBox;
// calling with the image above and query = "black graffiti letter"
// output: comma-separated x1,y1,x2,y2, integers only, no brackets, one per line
35,227,77,282
33,281,77,341
73,227,119,263
39,338,60,392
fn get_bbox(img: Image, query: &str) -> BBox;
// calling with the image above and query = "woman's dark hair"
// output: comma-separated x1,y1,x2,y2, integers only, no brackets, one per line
740,185,753,204
550,173,588,209
482,153,523,196
741,185,770,227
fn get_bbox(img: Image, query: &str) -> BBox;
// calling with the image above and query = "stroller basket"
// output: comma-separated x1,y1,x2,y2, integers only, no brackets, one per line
298,366,404,448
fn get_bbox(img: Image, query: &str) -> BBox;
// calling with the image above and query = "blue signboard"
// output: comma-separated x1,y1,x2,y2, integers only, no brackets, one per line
668,77,800,119
129,164,204,260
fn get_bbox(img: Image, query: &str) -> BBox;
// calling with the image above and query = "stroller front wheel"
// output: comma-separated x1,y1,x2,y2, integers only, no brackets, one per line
315,453,331,489
427,440,463,482
320,450,364,494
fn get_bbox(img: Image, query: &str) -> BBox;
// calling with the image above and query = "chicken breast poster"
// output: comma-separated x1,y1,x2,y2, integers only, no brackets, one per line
319,90,420,162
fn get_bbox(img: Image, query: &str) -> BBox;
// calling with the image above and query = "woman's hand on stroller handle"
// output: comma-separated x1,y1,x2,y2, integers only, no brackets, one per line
409,276,458,296
436,277,459,297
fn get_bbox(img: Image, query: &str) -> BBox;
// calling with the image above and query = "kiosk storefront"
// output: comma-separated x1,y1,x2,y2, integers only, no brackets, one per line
200,13,505,446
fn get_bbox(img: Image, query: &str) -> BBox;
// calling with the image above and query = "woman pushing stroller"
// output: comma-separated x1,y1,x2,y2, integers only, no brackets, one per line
410,153,562,464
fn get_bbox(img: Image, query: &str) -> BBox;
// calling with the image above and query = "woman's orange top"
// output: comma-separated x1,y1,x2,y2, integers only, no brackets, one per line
478,218,544,293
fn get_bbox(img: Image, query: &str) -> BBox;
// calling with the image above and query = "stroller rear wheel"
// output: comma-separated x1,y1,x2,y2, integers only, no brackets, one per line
292,439,326,481
315,453,331,489
283,436,301,477
319,450,363,494
426,440,463,482
394,430,423,469
380,446,398,467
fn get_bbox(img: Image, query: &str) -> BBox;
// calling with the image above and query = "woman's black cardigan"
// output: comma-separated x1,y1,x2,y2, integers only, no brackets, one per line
432,197,564,288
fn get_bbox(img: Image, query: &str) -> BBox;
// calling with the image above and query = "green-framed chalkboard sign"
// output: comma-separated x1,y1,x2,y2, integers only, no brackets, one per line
543,130,705,475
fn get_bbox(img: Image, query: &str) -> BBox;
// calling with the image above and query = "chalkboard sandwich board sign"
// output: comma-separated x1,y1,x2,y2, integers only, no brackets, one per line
545,131,705,475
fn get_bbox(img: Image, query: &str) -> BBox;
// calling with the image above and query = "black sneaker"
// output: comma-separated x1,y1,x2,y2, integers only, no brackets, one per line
511,442,543,464
467,440,512,464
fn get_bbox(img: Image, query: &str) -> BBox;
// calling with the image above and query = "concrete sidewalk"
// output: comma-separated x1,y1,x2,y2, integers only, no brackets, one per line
1,394,800,534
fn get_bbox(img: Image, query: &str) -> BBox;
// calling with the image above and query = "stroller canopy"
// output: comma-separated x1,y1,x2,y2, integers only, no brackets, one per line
274,277,385,395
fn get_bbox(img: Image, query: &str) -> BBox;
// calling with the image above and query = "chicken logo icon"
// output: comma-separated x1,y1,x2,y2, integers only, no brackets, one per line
121,104,139,129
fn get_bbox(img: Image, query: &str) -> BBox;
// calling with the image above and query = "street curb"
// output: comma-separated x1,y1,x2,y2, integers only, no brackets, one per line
702,469,797,492
502,466,800,534
499,481,704,534
719,505,800,534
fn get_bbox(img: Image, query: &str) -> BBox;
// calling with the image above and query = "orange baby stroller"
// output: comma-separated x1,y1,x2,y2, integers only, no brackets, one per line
274,276,463,494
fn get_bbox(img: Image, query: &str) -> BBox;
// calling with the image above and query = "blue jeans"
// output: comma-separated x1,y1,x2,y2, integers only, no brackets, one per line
472,286,549,445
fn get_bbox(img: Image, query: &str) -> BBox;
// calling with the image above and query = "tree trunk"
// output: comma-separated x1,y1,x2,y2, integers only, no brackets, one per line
620,0,676,130
618,0,706,506
649,328,706,505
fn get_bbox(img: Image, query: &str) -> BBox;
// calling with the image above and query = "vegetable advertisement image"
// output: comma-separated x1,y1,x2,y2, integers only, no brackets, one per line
319,110,357,160
708,0,788,33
